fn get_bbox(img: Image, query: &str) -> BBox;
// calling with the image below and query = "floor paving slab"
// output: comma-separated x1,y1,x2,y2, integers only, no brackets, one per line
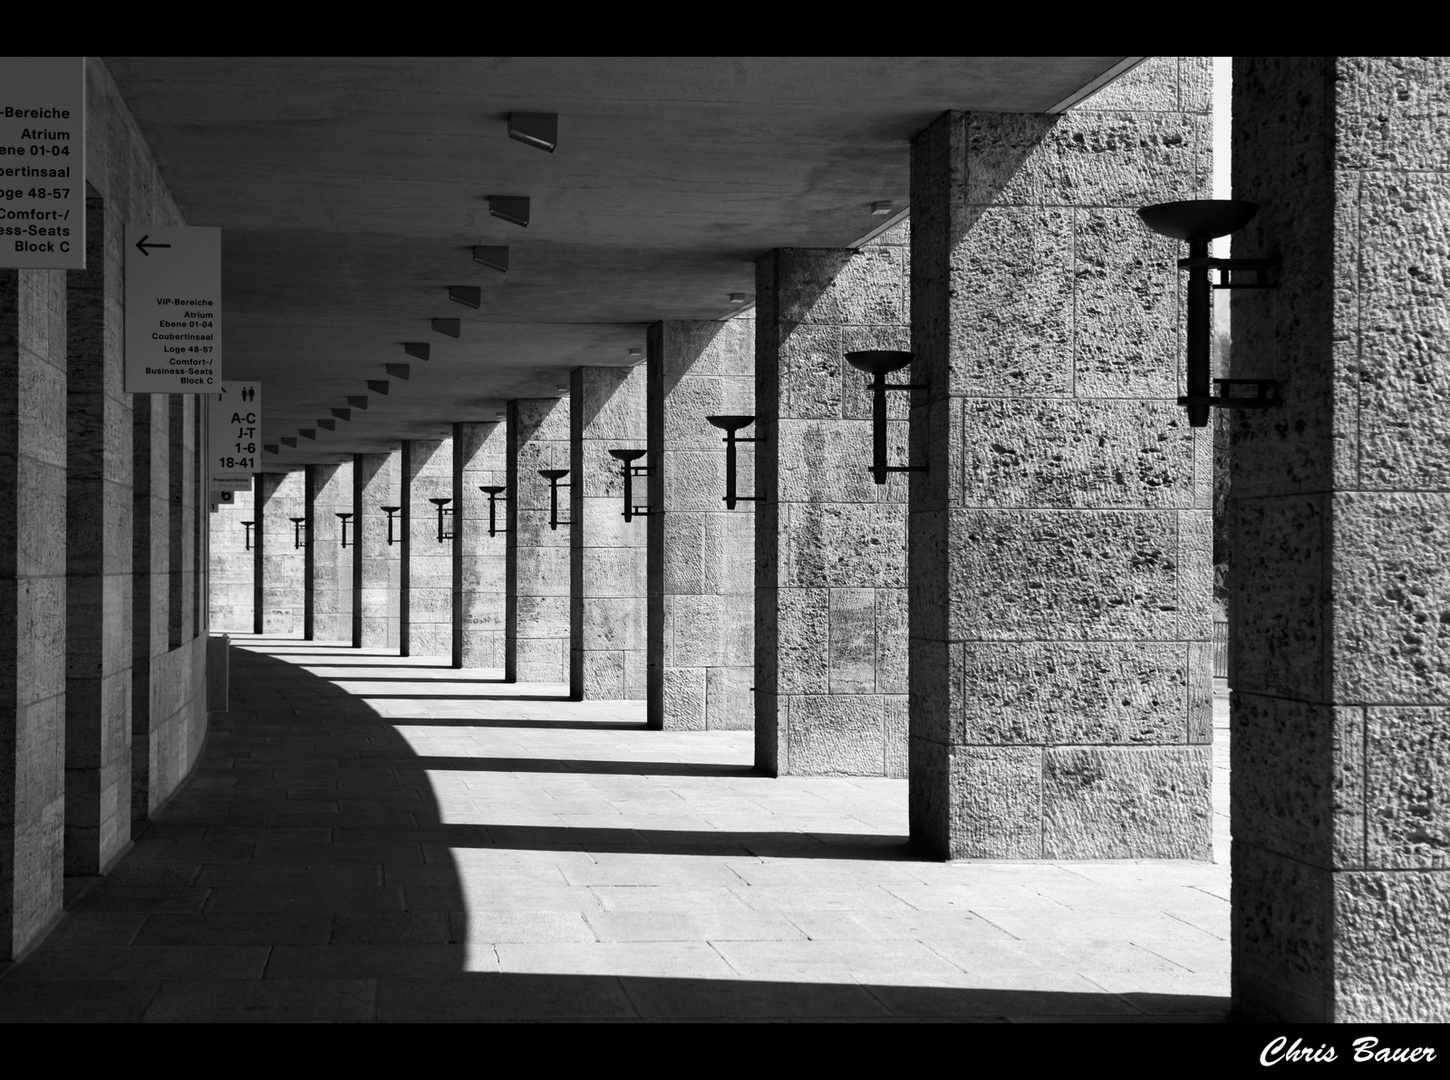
0,636,1235,1026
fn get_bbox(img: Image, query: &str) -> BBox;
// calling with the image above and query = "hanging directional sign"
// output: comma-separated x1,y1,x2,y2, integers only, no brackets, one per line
125,225,222,393
0,57,85,270
208,381,261,493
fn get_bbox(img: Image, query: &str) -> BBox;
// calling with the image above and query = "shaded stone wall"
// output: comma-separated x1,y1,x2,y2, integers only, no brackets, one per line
308,461,353,641
648,319,755,731
908,58,1215,859
455,421,506,669
259,471,306,634
65,191,132,876
507,398,570,683
571,366,647,701
0,266,68,956
756,236,910,776
1,58,207,958
208,483,254,632
1230,55,1450,1023
355,450,401,650
404,438,452,658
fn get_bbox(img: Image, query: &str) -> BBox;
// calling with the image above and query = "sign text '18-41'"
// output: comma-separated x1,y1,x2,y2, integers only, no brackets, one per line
208,382,262,494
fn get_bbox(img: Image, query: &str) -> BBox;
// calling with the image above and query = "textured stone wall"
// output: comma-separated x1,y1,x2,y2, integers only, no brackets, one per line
259,471,306,634
455,421,506,669
404,439,452,658
1,58,207,957
308,461,353,641
756,236,910,776
648,318,755,730
208,483,254,632
0,266,68,956
65,192,133,876
908,58,1214,859
1230,56,1450,1023
571,366,647,701
507,398,570,684
354,450,401,649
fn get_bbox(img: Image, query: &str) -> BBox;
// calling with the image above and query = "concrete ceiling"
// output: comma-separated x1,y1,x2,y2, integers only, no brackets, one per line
102,56,1135,465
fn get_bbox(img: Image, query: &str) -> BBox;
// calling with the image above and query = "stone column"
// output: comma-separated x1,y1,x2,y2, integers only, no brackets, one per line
455,421,506,669
64,193,133,877
210,482,254,632
506,398,570,684
907,59,1214,860
0,267,68,957
647,319,755,730
755,237,910,776
308,461,353,641
131,392,169,824
404,438,452,659
571,366,647,702
355,450,401,650
1230,56,1450,1023
259,471,306,635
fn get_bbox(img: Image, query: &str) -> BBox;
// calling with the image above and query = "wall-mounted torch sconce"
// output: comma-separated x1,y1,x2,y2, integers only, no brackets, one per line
380,505,402,546
241,520,255,551
538,469,570,531
289,517,308,550
705,415,762,510
607,449,652,522
336,512,353,549
429,497,454,543
478,485,508,537
1138,199,1282,427
843,351,927,484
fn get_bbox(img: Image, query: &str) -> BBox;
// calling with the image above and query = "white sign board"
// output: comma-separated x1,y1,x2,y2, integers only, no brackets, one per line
125,225,221,393
0,57,85,269
208,381,261,492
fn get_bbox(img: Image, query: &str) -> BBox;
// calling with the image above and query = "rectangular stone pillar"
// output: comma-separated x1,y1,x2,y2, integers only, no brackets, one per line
308,461,353,641
647,319,755,730
1230,56,1450,1023
132,392,169,824
506,398,569,684
571,366,647,702
404,438,452,659
65,193,133,877
1,267,68,957
755,240,910,776
259,471,305,635
907,60,1214,860
355,450,401,650
455,421,506,669
209,482,254,632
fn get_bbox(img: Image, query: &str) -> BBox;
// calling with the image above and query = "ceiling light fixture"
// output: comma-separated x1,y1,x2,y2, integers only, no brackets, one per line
508,113,558,153
473,246,509,273
449,286,482,309
488,196,530,228
432,318,461,338
403,342,430,361
870,201,893,215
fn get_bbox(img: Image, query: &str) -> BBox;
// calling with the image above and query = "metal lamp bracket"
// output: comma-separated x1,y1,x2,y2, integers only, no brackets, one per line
429,497,454,543
336,511,353,548
538,469,571,531
705,415,763,509
380,505,402,546
289,517,308,550
608,449,653,521
478,485,508,537
843,351,927,485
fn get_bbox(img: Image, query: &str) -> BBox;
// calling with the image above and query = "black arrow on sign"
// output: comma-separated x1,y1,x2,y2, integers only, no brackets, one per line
135,234,171,256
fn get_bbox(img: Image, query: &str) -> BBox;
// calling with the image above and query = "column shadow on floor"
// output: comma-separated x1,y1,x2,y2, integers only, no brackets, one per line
0,642,1232,1023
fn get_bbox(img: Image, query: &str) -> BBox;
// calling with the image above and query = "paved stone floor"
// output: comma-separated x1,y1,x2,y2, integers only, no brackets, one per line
0,636,1233,1023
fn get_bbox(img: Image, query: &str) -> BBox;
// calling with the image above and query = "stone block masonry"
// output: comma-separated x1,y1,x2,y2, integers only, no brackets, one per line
1229,55,1450,1023
455,421,506,669
648,318,755,731
507,398,570,684
908,57,1215,860
756,231,910,777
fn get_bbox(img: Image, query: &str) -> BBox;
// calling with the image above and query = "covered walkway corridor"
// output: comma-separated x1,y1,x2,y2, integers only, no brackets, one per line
0,637,1230,1022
